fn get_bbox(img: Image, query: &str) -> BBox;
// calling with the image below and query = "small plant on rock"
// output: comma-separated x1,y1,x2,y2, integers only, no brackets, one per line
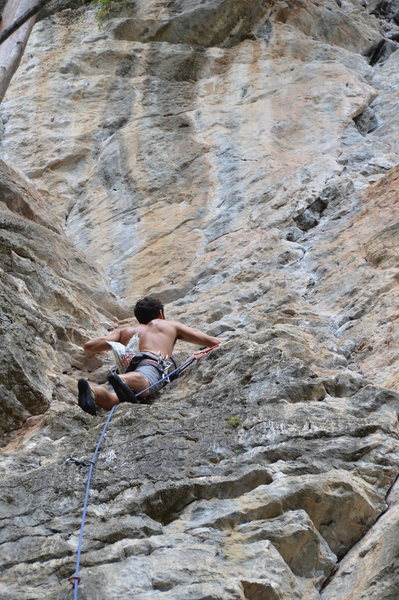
92,0,125,25
225,416,241,429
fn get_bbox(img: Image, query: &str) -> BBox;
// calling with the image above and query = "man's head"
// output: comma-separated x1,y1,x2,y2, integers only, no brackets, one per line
134,296,164,324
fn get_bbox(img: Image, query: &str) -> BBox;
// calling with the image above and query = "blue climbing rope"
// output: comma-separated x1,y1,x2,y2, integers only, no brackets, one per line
68,405,117,599
68,344,222,598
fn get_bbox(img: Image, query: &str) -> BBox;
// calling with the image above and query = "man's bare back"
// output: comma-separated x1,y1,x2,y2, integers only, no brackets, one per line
84,318,222,358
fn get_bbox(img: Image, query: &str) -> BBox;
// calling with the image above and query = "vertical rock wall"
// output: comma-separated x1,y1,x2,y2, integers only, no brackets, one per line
0,159,127,440
0,1,399,599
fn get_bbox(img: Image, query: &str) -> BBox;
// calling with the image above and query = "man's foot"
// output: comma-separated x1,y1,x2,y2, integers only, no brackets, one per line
108,372,139,404
77,378,97,416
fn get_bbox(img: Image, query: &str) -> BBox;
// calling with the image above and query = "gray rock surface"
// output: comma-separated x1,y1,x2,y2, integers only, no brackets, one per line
0,159,127,439
0,1,399,599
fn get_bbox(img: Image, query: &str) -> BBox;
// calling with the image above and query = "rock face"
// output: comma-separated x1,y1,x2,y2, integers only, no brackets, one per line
0,159,127,441
1,1,399,599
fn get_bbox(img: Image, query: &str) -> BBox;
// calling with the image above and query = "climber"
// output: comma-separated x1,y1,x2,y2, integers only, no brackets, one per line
77,296,224,415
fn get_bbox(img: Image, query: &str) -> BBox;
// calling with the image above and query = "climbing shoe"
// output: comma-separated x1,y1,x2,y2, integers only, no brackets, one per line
108,371,139,403
77,378,97,416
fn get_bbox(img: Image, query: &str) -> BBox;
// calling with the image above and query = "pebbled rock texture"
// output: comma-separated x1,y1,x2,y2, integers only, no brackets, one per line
0,1,399,599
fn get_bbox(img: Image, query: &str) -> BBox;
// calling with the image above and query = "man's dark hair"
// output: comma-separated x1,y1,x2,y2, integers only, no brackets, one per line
134,297,164,324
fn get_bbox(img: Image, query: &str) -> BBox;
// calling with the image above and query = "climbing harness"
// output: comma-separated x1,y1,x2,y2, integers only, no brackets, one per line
125,351,177,379
68,342,226,599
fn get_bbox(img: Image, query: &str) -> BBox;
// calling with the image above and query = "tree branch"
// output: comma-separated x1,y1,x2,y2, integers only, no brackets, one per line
0,0,50,46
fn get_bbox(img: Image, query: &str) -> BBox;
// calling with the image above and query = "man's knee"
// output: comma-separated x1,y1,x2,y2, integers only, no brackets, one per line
121,371,149,391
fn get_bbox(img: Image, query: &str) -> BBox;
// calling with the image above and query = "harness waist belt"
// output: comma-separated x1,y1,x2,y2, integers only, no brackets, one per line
126,352,176,374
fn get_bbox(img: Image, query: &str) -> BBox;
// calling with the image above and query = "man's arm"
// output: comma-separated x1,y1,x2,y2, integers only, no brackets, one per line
174,322,224,347
83,330,123,356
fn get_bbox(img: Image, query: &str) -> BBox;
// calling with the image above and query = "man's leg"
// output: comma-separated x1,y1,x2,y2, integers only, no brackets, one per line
107,370,153,404
78,372,151,415
92,371,151,409
119,371,151,397
78,379,117,415
91,384,119,411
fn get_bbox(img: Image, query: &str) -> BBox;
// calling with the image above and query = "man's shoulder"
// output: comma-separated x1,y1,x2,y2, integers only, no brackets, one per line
163,318,183,327
120,325,139,333
152,318,180,331
119,325,140,342
152,318,176,326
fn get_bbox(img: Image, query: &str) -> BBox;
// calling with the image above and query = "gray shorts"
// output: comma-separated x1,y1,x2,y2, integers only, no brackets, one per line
135,361,165,395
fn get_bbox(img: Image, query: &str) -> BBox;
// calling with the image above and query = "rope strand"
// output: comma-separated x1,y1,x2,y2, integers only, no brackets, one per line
70,405,116,599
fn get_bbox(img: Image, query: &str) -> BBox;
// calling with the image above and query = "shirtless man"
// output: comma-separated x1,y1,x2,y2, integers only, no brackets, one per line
77,296,224,415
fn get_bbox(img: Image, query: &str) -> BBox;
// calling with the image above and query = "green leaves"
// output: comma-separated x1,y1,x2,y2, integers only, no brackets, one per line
225,416,241,429
91,0,125,25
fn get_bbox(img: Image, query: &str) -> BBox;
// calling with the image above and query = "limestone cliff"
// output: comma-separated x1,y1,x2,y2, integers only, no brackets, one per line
1,1,399,599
